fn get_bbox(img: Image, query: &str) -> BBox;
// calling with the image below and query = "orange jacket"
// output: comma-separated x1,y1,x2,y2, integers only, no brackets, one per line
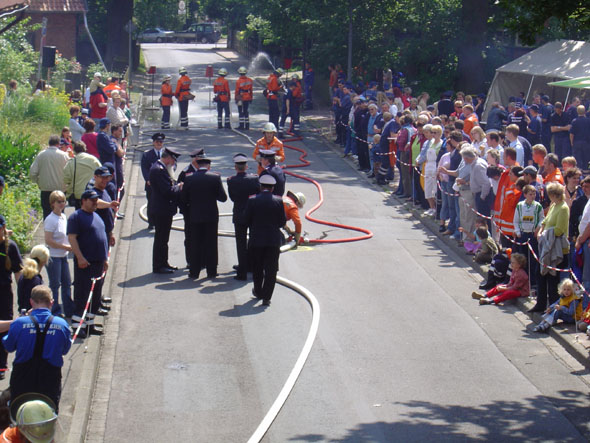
235,76,253,102
103,83,121,98
161,82,173,107
175,75,192,101
213,76,230,102
0,426,24,442
266,74,280,100
283,196,302,233
496,183,522,236
543,168,564,185
463,113,478,139
253,136,284,174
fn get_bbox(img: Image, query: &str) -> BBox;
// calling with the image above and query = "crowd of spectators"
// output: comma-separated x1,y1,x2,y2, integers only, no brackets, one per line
0,85,131,433
331,75,590,336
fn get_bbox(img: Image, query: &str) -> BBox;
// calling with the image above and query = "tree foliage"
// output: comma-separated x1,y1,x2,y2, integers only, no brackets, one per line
0,17,39,86
497,0,590,45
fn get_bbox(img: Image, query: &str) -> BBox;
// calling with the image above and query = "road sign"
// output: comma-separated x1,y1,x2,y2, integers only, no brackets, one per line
124,20,137,34
205,65,214,78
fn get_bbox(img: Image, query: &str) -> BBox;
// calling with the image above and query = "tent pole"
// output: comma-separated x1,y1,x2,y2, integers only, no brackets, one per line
565,88,571,106
481,71,498,124
525,75,535,104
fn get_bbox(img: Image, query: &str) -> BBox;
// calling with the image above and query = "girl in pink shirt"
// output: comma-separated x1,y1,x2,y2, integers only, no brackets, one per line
472,253,529,305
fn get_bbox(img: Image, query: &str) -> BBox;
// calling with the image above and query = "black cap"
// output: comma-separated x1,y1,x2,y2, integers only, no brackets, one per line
189,148,205,158
163,147,181,159
94,166,112,177
196,155,211,164
259,149,276,159
152,132,165,141
81,189,100,200
530,104,540,112
102,162,115,174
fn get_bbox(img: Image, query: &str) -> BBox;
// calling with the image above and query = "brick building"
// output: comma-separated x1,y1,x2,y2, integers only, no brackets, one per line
25,0,86,59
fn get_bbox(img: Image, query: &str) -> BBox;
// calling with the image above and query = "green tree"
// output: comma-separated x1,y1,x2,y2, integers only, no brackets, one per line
0,17,38,85
496,1,590,45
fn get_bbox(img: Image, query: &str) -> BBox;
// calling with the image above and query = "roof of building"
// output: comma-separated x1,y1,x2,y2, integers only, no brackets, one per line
0,0,28,14
27,0,86,13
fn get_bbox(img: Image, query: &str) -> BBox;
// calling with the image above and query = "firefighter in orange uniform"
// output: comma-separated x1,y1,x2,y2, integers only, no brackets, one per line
265,68,283,129
283,190,306,247
213,67,231,129
160,75,173,129
235,66,253,130
253,122,285,174
175,67,192,129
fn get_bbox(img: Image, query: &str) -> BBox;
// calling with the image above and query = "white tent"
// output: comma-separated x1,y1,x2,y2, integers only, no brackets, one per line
482,40,590,122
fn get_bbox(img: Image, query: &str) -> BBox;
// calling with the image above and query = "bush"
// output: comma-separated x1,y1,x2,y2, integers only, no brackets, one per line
0,183,40,253
26,89,70,129
0,133,41,182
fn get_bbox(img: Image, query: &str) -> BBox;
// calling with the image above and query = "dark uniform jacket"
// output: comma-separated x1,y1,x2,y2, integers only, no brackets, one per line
261,164,286,197
245,190,287,247
227,172,260,224
177,163,198,215
148,160,180,217
181,169,228,223
141,149,160,190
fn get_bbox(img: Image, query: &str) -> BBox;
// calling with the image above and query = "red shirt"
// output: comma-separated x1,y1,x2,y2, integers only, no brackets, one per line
89,92,107,119
81,132,99,158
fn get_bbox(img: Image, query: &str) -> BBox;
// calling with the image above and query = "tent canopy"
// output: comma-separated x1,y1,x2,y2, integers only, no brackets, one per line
547,77,590,89
483,40,590,122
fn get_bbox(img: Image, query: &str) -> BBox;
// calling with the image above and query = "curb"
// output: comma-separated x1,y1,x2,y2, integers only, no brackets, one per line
304,116,590,370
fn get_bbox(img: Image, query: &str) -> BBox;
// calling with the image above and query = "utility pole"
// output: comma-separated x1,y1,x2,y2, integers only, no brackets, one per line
347,0,352,81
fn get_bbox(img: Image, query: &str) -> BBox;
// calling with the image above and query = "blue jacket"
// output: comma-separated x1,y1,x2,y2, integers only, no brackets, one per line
3,309,71,367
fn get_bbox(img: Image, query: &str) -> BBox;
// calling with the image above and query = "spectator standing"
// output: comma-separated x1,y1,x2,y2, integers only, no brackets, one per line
106,94,129,131
68,189,109,337
44,191,74,319
0,214,23,380
486,102,507,133
526,104,542,147
303,62,314,110
63,141,101,209
81,119,99,158
29,135,69,219
505,124,525,166
550,102,572,161
96,119,123,186
530,183,569,312
570,105,590,170
540,95,554,150
69,106,85,142
89,81,108,121
16,245,49,313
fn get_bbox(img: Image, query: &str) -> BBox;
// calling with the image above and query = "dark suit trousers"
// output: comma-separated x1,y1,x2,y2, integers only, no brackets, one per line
146,186,154,225
153,214,173,270
234,223,249,276
251,246,280,301
190,221,218,276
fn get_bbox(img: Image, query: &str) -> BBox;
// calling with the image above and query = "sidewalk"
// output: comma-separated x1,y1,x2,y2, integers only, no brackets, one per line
300,100,590,369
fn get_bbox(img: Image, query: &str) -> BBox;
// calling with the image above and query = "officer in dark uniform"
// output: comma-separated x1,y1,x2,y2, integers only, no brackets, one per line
141,133,165,229
259,149,286,196
181,154,227,279
227,153,260,280
149,147,182,274
177,148,204,267
244,174,286,306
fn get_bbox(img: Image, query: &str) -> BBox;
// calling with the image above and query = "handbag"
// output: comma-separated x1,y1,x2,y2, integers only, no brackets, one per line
68,157,77,206
182,92,196,101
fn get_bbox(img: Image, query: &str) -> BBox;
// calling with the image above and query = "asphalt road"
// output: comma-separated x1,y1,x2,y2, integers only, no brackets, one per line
85,42,590,442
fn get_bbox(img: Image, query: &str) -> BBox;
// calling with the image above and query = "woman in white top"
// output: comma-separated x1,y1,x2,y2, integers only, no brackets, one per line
423,125,443,215
44,190,74,318
470,126,487,158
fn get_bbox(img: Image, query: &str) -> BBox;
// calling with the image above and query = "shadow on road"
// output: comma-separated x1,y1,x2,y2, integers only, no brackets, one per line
288,392,590,441
219,298,265,317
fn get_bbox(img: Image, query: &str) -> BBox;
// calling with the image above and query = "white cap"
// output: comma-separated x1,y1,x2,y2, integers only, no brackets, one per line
260,174,276,185
94,72,102,78
233,153,248,163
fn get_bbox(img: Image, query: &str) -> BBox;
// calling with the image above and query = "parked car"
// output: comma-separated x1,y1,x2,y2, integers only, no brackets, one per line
137,28,174,43
173,22,221,44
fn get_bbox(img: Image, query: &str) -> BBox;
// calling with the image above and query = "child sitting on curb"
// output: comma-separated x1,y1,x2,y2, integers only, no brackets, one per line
474,226,499,264
532,278,582,333
472,253,528,305
459,217,488,255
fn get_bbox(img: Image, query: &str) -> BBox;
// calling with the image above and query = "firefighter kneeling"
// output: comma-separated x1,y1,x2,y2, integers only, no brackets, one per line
283,190,306,248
